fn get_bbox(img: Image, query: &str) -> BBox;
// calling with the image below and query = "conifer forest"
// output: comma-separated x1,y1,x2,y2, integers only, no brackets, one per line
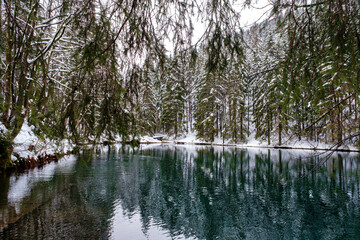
1,0,360,167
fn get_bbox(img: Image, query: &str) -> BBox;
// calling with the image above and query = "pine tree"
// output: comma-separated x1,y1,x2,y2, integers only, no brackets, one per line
161,57,187,137
194,72,218,142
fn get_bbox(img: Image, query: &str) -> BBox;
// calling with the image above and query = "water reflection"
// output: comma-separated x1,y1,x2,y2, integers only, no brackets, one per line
0,145,359,239
0,155,77,231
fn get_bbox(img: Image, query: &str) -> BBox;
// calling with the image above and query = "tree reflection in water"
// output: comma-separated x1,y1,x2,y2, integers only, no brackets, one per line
0,145,359,239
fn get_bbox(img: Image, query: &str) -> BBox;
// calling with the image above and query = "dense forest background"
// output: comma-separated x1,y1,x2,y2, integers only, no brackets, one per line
1,0,360,166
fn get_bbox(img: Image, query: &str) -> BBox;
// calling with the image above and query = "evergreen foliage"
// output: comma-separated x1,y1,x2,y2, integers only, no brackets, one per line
1,0,359,169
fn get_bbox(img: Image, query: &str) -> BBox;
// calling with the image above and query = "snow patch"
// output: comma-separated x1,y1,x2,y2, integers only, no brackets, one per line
141,131,359,152
140,135,162,143
11,119,75,160
176,132,200,143
13,119,39,158
0,121,7,133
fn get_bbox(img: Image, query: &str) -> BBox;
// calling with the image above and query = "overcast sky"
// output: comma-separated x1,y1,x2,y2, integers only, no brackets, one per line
189,0,272,48
239,0,272,28
163,0,273,54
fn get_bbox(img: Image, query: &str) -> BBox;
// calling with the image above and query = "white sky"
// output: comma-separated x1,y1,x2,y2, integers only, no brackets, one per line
183,0,273,51
239,0,273,28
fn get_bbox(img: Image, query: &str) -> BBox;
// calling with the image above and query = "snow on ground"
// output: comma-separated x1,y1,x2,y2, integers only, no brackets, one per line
13,119,40,158
238,137,358,152
176,132,201,144
0,121,7,133
10,119,74,160
140,135,162,143
147,131,359,152
175,132,232,145
3,118,358,164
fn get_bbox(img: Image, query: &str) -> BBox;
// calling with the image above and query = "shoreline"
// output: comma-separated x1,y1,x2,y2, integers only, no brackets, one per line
140,141,360,153
5,140,359,173
6,151,72,174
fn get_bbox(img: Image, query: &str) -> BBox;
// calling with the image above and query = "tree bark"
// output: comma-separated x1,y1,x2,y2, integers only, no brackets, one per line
3,0,13,126
278,105,282,145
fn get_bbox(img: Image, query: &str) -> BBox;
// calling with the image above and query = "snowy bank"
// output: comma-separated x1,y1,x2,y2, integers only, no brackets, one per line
141,132,360,152
0,119,75,165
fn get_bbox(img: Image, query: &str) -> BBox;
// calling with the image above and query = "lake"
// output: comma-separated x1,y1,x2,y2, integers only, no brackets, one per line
0,144,359,239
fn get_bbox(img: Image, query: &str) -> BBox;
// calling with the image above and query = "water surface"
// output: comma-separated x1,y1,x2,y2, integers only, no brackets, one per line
0,145,359,239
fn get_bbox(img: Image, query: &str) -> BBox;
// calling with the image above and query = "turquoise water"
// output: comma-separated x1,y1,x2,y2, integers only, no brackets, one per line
0,145,359,239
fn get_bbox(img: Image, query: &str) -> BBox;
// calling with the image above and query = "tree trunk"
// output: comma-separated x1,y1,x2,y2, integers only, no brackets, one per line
188,98,192,133
10,13,35,140
248,94,250,137
240,111,243,142
297,116,301,141
336,97,342,143
278,106,282,146
3,0,13,126
356,69,359,139
0,136,13,170
0,0,1,33
267,121,270,145
0,0,2,104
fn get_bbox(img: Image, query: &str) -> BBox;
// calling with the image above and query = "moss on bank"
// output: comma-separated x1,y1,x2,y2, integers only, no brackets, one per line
0,134,13,171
